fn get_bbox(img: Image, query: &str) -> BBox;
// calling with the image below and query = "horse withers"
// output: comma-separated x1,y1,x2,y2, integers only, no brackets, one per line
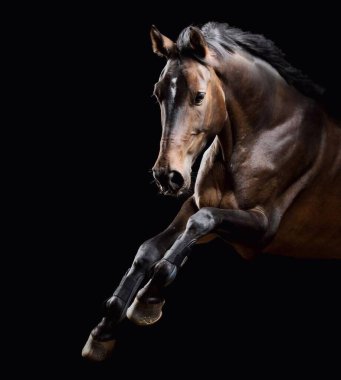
82,22,341,361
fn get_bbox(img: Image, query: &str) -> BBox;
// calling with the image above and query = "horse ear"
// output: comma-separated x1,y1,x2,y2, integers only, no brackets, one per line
188,26,207,58
150,25,176,58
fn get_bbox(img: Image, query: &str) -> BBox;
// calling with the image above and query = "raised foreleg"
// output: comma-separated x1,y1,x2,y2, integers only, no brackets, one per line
82,197,197,361
135,207,269,322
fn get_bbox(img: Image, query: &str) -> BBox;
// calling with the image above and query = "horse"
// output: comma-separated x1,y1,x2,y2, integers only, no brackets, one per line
82,22,341,361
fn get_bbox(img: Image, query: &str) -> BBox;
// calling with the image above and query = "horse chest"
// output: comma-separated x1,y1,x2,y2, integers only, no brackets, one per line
194,156,238,210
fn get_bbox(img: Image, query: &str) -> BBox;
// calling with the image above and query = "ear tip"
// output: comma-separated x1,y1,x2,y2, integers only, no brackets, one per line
151,25,160,37
189,26,199,37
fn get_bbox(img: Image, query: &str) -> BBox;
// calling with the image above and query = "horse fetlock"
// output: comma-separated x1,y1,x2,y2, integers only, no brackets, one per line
153,259,178,287
105,296,126,321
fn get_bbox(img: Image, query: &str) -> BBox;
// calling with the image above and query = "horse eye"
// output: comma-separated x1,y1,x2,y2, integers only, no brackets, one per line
195,92,206,105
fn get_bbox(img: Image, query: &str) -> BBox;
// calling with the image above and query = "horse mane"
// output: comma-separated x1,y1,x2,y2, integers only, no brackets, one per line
177,22,324,100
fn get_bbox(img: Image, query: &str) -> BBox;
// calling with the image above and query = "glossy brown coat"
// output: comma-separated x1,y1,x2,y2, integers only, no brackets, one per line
82,23,340,362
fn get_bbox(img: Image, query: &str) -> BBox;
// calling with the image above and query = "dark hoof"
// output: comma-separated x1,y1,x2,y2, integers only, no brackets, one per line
81,334,116,362
126,298,165,326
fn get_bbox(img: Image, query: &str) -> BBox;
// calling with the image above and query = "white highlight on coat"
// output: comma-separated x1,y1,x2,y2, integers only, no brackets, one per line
170,77,177,101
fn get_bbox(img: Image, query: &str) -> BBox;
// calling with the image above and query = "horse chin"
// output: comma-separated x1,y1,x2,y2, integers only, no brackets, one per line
160,189,181,197
156,176,191,197
159,186,190,197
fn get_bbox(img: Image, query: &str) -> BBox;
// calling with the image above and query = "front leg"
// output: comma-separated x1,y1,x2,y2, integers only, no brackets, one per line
82,197,197,361
165,207,269,265
137,207,269,320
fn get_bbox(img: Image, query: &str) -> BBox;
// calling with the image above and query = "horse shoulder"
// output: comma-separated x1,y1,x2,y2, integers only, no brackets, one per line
194,138,238,209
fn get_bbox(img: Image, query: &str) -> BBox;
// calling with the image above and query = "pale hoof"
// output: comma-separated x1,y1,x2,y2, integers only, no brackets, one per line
81,334,116,362
127,298,165,326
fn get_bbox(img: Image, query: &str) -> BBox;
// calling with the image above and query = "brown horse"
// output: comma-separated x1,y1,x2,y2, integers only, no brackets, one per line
82,22,341,361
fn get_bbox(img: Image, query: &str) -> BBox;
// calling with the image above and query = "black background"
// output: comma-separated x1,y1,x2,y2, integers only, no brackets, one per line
54,4,340,377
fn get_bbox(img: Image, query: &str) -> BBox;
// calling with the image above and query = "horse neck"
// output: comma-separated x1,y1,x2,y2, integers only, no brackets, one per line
215,50,319,157
213,50,327,201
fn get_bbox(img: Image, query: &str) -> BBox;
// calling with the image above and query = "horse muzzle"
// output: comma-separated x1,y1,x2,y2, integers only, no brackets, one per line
153,168,186,195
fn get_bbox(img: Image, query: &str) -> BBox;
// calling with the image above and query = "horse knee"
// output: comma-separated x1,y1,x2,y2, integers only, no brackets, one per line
186,207,218,235
133,254,155,273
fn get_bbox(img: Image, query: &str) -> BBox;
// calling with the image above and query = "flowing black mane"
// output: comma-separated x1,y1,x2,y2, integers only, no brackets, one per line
177,22,324,99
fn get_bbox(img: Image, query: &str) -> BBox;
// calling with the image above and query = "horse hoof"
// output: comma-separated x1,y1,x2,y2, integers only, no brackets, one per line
81,334,116,362
126,298,165,326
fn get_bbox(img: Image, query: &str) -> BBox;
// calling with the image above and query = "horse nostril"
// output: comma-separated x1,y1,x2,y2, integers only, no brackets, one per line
153,169,168,188
168,171,184,190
